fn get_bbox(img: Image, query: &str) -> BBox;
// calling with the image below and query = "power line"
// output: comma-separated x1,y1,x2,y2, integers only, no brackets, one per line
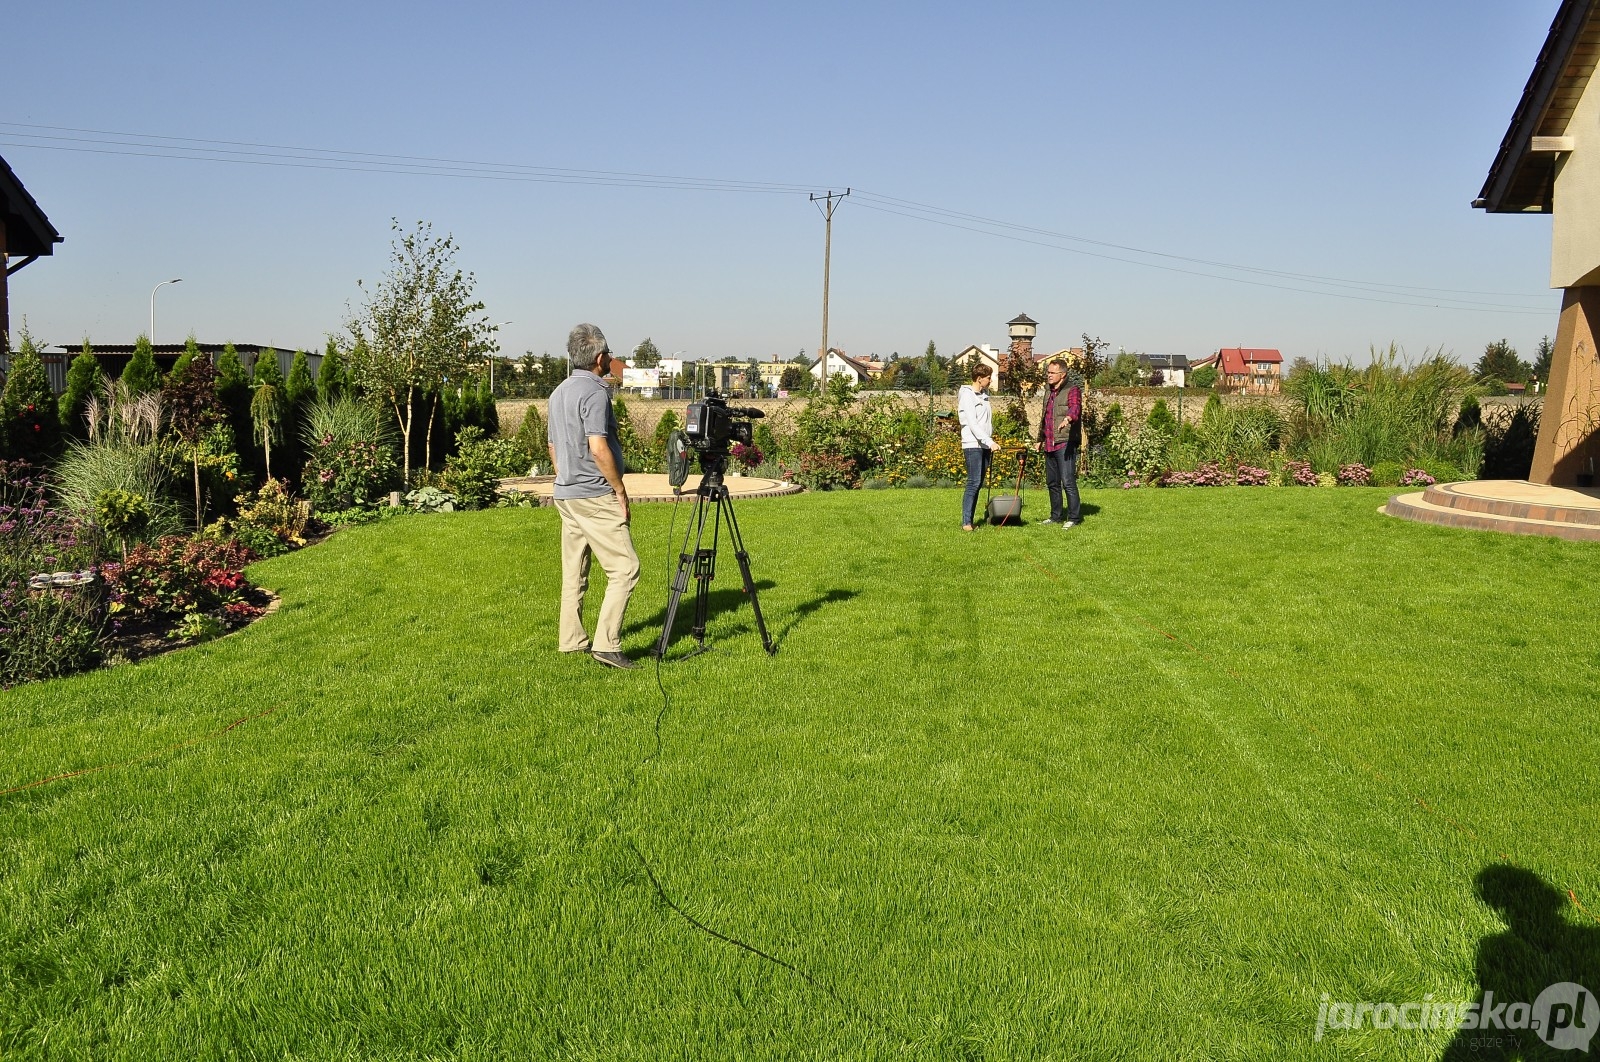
0,121,1555,316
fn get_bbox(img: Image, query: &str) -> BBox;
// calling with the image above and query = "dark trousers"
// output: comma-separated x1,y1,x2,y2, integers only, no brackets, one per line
1044,447,1081,522
962,447,991,526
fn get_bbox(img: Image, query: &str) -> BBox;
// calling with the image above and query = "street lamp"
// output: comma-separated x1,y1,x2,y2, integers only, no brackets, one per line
670,351,686,398
488,321,512,394
149,278,182,344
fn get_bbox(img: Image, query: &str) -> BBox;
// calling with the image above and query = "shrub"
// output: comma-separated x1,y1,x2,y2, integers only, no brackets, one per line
55,403,183,545
796,452,857,490
205,479,310,558
730,442,764,470
861,477,890,490
1370,461,1404,488
1336,463,1374,486
1106,420,1169,481
1283,460,1318,486
1399,468,1437,487
1234,464,1271,486
302,398,400,513
440,426,525,509
512,405,547,470
103,535,259,623
0,461,105,688
919,432,967,481
405,486,458,512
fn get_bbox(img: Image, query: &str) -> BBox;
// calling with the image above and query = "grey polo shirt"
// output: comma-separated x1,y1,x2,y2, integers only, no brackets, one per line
547,369,624,500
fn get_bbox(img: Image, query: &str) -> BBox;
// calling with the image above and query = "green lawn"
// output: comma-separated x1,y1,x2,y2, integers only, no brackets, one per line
3,487,1597,1060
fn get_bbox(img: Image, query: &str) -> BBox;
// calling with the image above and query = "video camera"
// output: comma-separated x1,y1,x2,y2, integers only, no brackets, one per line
682,392,763,454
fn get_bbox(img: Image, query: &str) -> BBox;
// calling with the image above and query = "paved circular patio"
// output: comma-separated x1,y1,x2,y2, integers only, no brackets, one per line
499,473,802,504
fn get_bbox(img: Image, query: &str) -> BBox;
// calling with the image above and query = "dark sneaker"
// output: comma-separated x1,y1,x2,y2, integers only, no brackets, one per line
1040,518,1062,525
592,651,638,670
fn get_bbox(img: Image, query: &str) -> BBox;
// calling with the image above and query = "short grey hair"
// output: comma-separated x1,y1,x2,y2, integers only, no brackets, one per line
567,323,609,370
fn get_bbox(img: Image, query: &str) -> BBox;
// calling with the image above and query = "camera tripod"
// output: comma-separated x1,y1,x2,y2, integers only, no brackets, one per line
654,454,775,659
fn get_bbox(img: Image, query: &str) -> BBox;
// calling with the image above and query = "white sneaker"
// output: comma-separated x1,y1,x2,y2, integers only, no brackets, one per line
1063,520,1080,529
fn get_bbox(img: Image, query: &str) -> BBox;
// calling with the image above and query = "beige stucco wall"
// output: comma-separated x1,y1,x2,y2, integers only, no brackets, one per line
1552,73,1600,287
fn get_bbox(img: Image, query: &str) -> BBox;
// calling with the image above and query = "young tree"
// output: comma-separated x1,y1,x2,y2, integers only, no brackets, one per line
121,334,160,393
251,349,287,480
1,328,60,460
165,355,226,527
346,220,492,482
1191,364,1219,390
631,337,662,368
58,341,104,440
215,343,252,468
316,337,346,403
779,365,808,392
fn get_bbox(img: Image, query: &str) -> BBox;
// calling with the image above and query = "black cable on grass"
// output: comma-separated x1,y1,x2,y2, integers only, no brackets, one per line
604,498,911,1047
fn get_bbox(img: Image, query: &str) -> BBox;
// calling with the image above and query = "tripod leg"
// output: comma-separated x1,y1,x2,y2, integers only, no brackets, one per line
655,492,710,658
689,494,722,646
720,495,776,655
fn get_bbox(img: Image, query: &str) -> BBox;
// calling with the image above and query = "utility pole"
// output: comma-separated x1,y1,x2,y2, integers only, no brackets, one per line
810,189,850,392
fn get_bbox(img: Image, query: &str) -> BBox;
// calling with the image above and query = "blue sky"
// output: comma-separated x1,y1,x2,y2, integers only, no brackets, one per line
2,0,1565,367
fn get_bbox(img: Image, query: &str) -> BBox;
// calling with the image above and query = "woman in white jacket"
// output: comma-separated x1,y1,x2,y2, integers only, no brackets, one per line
957,363,996,531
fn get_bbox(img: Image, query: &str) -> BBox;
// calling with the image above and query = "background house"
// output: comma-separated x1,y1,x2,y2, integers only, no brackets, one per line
1137,353,1190,387
951,343,1002,380
810,348,875,386
1199,347,1282,393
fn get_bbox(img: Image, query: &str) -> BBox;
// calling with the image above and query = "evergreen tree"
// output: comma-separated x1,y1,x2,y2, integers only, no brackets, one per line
58,341,104,439
252,347,284,390
215,343,253,473
121,334,160,393
316,338,345,403
169,335,201,381
1,328,60,460
476,376,499,435
1474,339,1529,385
1146,398,1178,435
1532,335,1555,384
285,349,315,407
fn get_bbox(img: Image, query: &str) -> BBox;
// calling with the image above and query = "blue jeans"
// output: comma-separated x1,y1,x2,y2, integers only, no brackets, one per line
962,447,991,526
1044,447,1080,522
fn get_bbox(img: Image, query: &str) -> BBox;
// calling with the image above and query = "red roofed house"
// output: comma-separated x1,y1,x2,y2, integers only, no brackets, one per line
1203,347,1283,394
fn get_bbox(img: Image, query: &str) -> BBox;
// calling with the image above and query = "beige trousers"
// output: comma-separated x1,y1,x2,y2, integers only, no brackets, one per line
554,493,641,653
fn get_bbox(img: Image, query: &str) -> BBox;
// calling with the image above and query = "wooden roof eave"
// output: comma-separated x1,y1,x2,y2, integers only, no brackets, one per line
1476,0,1598,214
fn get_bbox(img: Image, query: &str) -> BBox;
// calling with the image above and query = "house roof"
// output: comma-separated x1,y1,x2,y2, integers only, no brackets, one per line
1216,348,1282,374
1138,354,1191,370
0,154,64,259
1476,0,1600,213
811,348,876,378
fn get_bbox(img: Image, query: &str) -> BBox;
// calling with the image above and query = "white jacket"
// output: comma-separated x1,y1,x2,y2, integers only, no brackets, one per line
958,385,995,450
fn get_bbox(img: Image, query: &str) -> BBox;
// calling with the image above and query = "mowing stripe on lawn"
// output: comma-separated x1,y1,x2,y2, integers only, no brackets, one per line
1020,540,1600,931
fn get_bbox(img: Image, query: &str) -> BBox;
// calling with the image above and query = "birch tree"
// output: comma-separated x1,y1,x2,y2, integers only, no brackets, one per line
345,221,492,483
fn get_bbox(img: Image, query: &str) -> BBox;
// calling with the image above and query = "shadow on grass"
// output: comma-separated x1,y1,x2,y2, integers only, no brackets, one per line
1433,865,1600,1060
625,584,858,655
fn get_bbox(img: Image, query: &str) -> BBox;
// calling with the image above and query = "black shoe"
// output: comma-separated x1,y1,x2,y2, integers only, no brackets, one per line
592,651,638,670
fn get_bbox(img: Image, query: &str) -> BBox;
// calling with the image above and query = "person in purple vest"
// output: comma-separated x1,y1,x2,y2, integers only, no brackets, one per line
1035,357,1082,527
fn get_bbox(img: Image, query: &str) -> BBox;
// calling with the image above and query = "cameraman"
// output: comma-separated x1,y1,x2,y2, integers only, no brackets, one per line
958,363,996,531
545,323,640,670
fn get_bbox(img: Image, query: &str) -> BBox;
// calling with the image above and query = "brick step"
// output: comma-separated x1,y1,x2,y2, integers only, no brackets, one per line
1383,492,1600,542
1421,483,1600,526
